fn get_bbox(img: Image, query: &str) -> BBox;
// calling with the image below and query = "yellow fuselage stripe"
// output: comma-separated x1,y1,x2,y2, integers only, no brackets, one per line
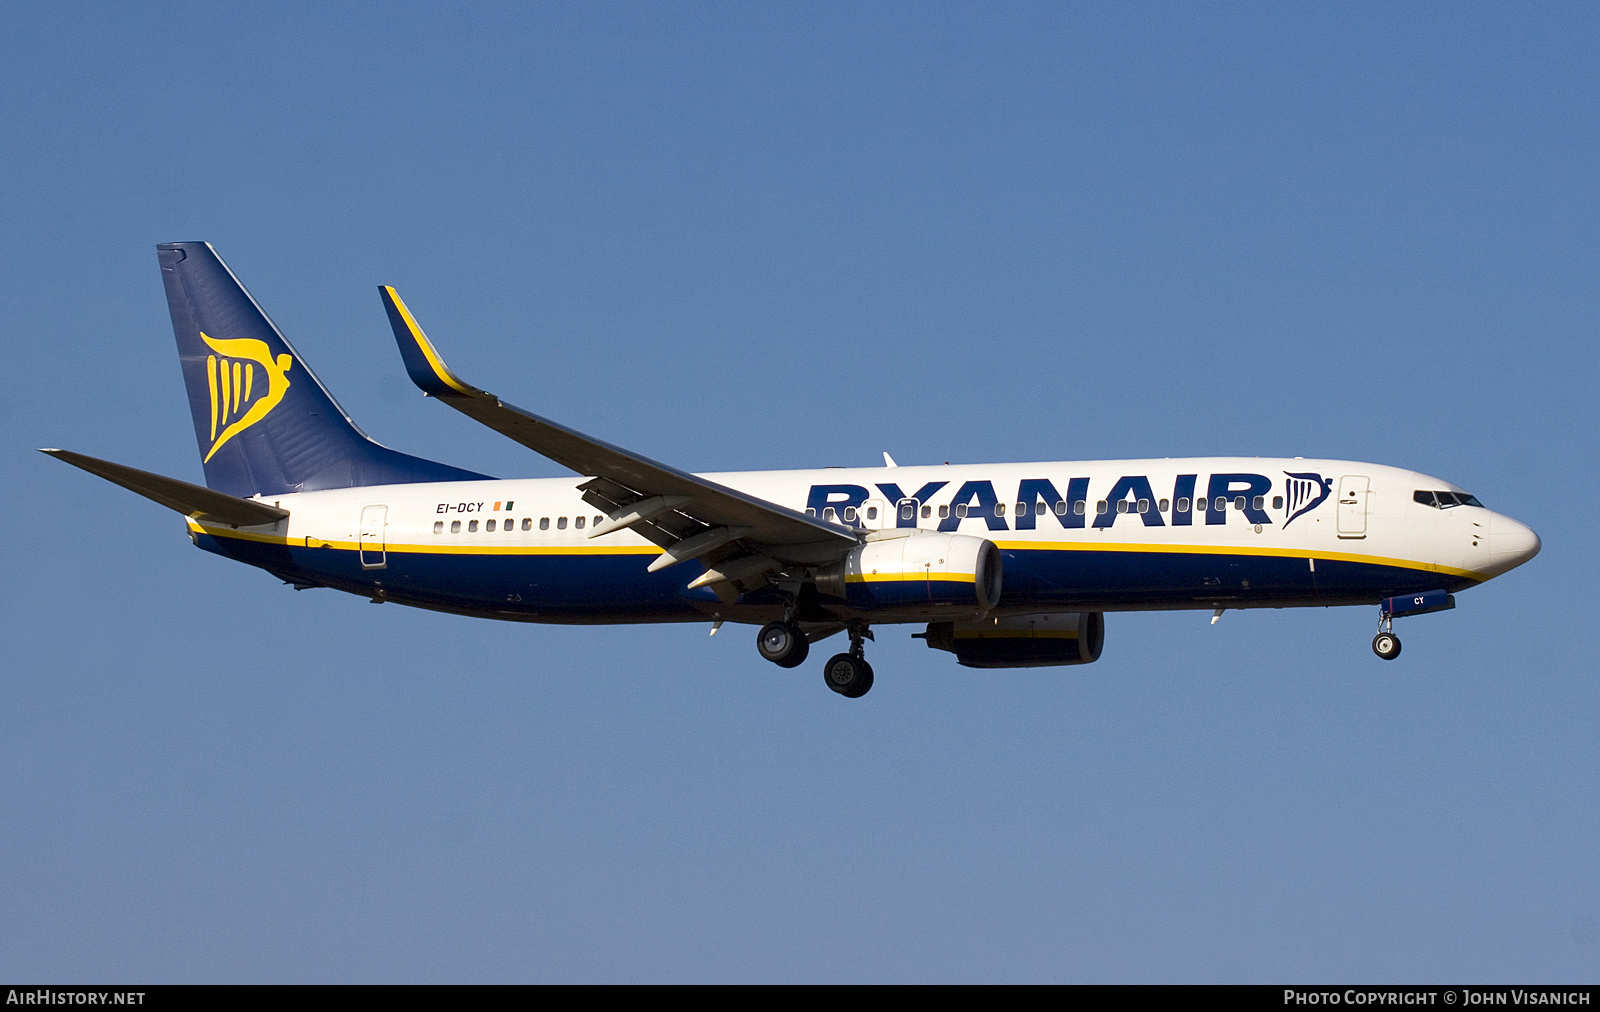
188,523,1484,579
990,538,1481,580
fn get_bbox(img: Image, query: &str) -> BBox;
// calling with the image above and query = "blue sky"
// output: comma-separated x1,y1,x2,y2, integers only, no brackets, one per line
2,3,1595,982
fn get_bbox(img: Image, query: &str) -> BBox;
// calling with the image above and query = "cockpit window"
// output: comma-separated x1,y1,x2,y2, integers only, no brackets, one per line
1414,489,1484,509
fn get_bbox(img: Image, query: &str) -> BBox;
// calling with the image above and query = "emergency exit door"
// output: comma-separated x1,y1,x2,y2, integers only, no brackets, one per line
360,505,388,569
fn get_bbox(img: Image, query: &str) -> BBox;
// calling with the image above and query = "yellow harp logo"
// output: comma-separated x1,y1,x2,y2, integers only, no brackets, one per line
202,333,293,462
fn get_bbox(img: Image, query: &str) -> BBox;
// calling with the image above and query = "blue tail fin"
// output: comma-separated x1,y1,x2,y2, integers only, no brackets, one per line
157,242,490,496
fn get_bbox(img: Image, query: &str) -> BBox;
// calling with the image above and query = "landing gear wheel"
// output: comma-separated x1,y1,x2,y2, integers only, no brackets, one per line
823,653,874,698
757,621,810,668
1372,632,1402,660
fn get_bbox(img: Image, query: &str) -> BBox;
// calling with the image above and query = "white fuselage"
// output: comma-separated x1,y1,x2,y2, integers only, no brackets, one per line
188,456,1539,626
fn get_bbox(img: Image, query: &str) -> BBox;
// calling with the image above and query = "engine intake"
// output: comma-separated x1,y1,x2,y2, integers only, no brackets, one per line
814,532,1001,615
920,612,1104,668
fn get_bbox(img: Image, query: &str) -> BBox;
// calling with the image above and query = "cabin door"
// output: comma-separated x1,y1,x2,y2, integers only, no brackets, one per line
1336,476,1368,538
360,505,388,569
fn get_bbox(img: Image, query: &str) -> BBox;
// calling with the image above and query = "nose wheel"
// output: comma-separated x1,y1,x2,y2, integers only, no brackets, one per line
823,623,875,698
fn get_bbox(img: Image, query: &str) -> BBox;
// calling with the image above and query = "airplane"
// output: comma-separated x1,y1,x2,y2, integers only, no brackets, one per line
43,242,1541,698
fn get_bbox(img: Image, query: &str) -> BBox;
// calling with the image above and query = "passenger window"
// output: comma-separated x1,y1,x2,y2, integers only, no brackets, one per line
557,517,567,530
1272,496,1283,510
955,503,968,518
939,505,950,519
468,520,478,532
575,516,585,529
595,516,603,526
994,503,1006,517
823,507,836,521
451,520,461,533
433,521,444,534
1137,498,1150,513
1252,496,1264,510
522,518,532,531
843,506,857,522
540,517,550,531
1096,500,1108,515
1014,502,1027,517
921,505,932,519
900,502,914,520
1233,496,1245,511
1055,501,1068,515
1214,497,1226,512
1158,498,1169,512
1074,501,1086,515
1177,497,1190,512
1117,500,1129,514
806,508,817,517
486,519,497,532
866,506,878,520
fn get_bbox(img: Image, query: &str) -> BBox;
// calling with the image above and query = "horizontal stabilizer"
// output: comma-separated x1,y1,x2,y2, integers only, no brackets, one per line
41,449,290,527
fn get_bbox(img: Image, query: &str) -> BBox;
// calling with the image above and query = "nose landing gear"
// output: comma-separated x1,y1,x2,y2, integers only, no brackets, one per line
823,623,875,698
1372,608,1401,660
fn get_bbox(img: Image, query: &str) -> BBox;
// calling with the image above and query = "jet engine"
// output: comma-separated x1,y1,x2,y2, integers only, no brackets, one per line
813,532,1001,616
919,612,1104,668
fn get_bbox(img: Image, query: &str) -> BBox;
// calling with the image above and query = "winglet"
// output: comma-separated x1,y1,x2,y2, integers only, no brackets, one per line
379,286,479,398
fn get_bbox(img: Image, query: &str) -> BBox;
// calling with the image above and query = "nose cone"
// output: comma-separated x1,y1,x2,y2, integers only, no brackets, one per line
1486,513,1541,576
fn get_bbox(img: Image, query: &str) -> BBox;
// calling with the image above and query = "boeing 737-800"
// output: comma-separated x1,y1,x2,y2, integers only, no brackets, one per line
44,243,1541,698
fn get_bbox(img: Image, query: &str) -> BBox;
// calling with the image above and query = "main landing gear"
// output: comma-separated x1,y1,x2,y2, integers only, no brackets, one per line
822,624,874,698
756,617,876,698
756,620,809,668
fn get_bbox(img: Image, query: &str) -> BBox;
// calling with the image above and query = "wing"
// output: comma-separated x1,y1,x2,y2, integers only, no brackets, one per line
379,287,856,587
41,449,290,527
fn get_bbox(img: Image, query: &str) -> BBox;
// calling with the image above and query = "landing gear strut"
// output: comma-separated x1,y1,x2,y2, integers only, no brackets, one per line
823,623,874,698
756,620,809,668
1372,611,1401,660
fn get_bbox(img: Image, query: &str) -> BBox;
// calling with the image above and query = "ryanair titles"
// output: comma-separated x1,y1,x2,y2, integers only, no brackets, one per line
806,472,1331,531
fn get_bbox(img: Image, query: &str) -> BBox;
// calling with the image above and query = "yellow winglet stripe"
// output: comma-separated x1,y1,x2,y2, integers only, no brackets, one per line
383,286,474,395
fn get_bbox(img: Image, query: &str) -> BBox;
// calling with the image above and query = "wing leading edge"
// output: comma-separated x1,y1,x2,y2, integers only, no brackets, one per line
379,287,856,587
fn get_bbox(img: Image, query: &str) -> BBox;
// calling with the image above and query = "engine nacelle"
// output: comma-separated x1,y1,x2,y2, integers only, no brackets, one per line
814,532,1001,615
919,612,1104,668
